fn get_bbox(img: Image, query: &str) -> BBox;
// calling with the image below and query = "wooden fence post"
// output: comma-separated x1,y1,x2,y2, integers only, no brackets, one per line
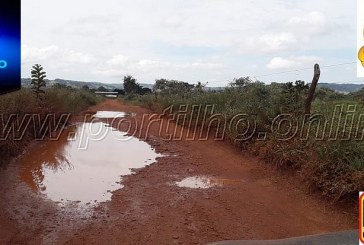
304,64,321,115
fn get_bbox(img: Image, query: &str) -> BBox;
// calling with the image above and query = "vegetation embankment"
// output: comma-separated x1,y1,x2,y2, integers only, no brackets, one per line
0,64,101,165
122,76,364,202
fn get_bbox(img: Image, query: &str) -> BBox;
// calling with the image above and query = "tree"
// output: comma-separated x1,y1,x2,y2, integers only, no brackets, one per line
53,83,71,90
230,77,253,87
280,80,309,114
113,88,125,95
153,79,194,95
123,75,142,94
97,86,108,92
140,87,152,95
82,85,90,90
31,64,46,99
153,79,168,92
315,87,336,101
195,81,208,93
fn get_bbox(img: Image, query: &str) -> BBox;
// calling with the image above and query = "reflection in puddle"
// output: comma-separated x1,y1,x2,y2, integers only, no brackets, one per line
176,176,243,189
20,122,162,205
94,111,135,119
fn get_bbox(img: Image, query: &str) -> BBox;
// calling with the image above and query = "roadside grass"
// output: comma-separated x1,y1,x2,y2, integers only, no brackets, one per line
44,85,100,113
131,83,364,202
0,86,102,165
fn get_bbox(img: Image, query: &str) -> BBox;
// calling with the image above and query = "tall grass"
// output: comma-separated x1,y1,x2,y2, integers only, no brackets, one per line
0,86,101,164
135,83,364,201
44,85,100,113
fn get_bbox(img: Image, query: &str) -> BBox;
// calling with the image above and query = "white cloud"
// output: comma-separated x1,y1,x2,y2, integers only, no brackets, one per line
190,62,224,69
100,57,223,74
161,16,183,28
238,32,298,54
133,59,170,72
22,45,60,62
21,0,360,84
238,11,329,55
63,50,95,64
287,12,327,36
258,32,297,52
266,56,322,70
107,55,129,66
22,45,95,65
91,69,124,77
137,59,167,67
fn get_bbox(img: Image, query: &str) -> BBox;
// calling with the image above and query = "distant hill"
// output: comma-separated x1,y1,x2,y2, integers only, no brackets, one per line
21,78,154,90
317,83,364,93
21,78,364,94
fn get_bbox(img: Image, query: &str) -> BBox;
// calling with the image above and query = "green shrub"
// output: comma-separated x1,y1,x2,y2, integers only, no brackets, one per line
134,80,364,202
0,86,101,164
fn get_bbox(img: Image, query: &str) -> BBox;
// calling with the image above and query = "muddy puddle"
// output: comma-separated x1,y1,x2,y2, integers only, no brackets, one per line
19,112,162,205
93,111,135,119
176,176,244,189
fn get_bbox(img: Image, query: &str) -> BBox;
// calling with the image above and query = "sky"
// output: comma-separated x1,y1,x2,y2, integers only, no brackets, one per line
21,0,363,85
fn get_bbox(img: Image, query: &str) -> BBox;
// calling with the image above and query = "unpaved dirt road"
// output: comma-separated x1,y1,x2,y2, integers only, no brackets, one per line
0,100,356,244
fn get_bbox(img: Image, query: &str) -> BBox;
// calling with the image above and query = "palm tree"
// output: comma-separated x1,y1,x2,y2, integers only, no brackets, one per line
31,64,47,99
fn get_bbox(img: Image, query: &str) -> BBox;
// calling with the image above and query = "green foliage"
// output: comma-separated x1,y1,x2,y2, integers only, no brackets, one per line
123,75,142,94
279,80,309,114
0,89,39,162
140,87,152,95
44,85,100,113
82,85,90,90
229,76,254,87
315,87,345,101
305,140,364,200
135,78,364,202
0,88,38,114
113,88,125,95
97,86,108,92
264,139,307,169
0,86,101,165
31,64,47,99
316,141,364,171
154,79,194,95
349,87,364,104
195,81,207,93
122,75,151,95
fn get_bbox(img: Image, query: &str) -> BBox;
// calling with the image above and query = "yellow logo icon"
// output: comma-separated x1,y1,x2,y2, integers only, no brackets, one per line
359,46,364,67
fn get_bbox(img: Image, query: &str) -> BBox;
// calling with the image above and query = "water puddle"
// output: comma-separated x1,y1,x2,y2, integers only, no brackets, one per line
93,111,127,119
19,120,162,205
175,176,244,189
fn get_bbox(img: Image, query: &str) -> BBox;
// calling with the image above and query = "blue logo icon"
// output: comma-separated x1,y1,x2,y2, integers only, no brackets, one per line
0,60,7,69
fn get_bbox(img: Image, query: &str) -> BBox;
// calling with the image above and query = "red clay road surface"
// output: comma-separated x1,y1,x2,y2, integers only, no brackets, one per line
0,100,356,244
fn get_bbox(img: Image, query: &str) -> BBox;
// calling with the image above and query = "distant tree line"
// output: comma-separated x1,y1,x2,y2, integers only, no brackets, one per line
123,75,152,95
